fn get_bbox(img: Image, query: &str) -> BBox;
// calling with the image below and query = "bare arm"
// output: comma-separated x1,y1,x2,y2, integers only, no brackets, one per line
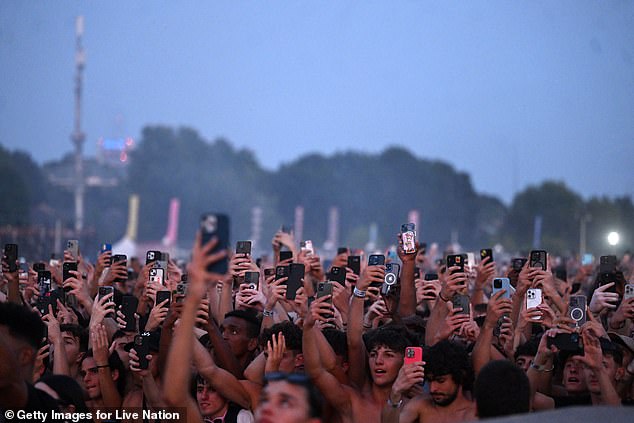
304,301,352,414
397,237,417,318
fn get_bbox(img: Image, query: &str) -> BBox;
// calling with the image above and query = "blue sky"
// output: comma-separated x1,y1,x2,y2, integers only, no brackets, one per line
1,1,633,204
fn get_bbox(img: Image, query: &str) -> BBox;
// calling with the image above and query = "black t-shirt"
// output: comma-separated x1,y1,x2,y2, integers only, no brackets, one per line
553,394,592,408
0,383,60,423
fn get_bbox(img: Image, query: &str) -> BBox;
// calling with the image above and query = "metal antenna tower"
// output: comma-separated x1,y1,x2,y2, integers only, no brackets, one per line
72,16,86,235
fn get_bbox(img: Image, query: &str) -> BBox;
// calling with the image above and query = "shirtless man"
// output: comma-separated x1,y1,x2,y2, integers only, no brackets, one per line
382,340,476,423
303,263,413,423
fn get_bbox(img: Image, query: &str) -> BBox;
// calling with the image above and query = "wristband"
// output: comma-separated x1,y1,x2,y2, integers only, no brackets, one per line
353,287,367,298
387,396,403,408
438,292,450,302
263,309,275,317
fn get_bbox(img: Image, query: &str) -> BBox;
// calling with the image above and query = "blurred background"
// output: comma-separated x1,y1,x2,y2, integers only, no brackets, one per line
1,1,633,261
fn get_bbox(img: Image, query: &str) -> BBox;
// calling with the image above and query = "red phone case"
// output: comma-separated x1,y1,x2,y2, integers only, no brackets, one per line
404,346,423,364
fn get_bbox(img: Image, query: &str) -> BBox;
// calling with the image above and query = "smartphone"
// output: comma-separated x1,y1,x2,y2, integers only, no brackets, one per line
446,254,465,273
275,265,289,281
176,281,188,300
625,283,634,300
414,267,421,280
328,266,347,285
404,346,423,364
121,295,138,332
381,263,400,296
347,255,361,275
38,271,52,296
245,271,259,290
401,223,416,254
512,258,528,272
300,240,314,256
281,225,293,234
113,255,127,284
547,333,583,355
568,295,587,327
529,250,547,270
99,243,112,265
200,212,230,274
368,254,386,266
149,267,165,286
66,240,79,260
526,288,542,310
98,286,114,302
316,281,334,318
33,262,46,272
62,262,78,290
424,273,438,281
156,290,171,308
480,248,493,263
134,332,151,369
145,250,161,266
492,278,512,299
285,263,305,300
62,261,77,280
279,251,293,262
4,244,18,272
599,255,617,274
452,294,470,315
236,241,252,255
264,267,275,278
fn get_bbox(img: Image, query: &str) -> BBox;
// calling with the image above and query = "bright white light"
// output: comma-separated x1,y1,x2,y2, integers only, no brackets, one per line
607,231,620,246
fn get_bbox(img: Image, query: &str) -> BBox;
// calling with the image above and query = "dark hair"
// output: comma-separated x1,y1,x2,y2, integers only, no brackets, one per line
424,340,473,390
514,336,539,361
81,350,127,396
364,325,411,354
322,328,348,360
475,360,530,418
225,309,261,339
60,324,89,353
0,302,45,349
260,321,302,352
263,372,323,419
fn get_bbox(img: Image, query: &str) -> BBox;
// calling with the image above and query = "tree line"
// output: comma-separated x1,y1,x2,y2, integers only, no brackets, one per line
0,126,631,258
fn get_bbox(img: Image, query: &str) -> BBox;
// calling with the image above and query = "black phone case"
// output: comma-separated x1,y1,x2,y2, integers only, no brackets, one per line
348,256,361,275
329,266,347,285
4,244,18,272
447,255,465,273
529,250,547,270
134,334,150,369
480,249,493,263
285,263,305,300
156,291,171,308
236,241,252,255
279,251,293,262
121,295,138,332
63,262,78,284
368,254,385,266
452,294,470,315
200,213,230,274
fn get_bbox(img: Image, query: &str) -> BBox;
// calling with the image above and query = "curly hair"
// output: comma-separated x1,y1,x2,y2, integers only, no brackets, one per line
424,340,473,391
260,321,302,352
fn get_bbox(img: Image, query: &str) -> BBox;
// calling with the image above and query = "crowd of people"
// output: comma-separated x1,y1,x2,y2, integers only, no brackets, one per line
1,224,633,423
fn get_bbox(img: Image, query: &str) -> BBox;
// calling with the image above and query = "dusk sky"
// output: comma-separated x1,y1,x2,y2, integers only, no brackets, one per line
1,1,633,204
